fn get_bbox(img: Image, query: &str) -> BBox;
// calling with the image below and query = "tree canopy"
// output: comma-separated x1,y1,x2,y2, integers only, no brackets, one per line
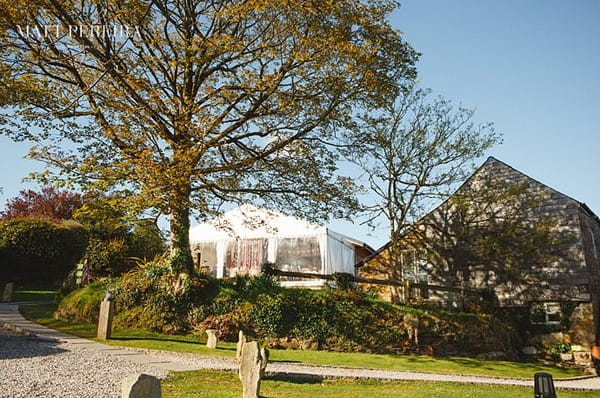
344,85,498,254
0,0,418,272
0,186,83,220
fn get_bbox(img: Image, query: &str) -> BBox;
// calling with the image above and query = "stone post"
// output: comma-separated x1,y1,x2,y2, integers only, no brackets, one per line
259,347,269,379
1,282,15,302
205,329,218,349
121,373,161,398
236,330,247,362
239,341,269,398
403,313,419,345
97,291,114,340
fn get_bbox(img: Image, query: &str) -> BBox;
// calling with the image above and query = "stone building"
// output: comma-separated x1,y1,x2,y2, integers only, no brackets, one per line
359,157,600,353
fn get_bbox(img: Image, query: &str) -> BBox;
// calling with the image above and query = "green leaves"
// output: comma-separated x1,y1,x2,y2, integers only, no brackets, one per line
0,217,87,283
0,0,419,272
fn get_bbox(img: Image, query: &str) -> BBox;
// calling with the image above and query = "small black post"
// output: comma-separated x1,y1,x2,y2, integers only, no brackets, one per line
534,372,557,398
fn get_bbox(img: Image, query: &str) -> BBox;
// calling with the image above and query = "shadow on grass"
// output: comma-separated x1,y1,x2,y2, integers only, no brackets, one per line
270,360,302,364
265,372,324,384
403,355,569,377
114,336,207,345
109,336,236,352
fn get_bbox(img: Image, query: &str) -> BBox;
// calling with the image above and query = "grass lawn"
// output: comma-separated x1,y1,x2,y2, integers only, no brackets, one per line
19,303,586,379
13,284,57,302
161,369,598,398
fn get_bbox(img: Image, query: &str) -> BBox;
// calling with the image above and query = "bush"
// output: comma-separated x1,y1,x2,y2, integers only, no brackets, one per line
74,199,166,279
84,237,130,277
54,261,516,356
0,218,87,284
111,256,218,334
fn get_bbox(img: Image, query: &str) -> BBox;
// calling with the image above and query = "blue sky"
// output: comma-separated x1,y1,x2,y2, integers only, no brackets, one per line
1,1,599,249
332,0,600,247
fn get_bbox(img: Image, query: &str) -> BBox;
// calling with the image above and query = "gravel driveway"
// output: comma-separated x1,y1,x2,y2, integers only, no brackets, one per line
1,303,599,396
0,330,168,398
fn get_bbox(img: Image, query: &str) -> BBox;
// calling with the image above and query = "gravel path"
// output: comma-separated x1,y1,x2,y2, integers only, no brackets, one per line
0,330,168,398
1,302,599,397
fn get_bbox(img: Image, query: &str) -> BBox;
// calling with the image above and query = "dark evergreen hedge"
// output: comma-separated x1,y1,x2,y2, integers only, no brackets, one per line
0,218,88,284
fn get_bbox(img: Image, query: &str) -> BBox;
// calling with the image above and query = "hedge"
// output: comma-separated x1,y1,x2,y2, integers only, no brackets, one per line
0,218,87,284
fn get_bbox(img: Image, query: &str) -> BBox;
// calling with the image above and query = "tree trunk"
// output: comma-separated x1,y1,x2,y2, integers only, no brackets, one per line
169,187,194,274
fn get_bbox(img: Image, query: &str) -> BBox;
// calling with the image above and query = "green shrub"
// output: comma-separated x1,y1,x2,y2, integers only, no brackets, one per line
111,256,218,334
250,293,296,337
0,218,87,284
331,272,356,291
54,260,517,356
74,199,166,279
546,342,571,361
85,237,130,277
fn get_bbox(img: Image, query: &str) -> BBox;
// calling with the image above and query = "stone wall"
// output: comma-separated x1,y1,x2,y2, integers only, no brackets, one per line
578,206,600,345
569,302,596,348
423,158,595,306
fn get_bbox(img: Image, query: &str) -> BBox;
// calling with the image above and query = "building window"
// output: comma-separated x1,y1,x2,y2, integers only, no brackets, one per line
400,249,429,283
530,302,562,325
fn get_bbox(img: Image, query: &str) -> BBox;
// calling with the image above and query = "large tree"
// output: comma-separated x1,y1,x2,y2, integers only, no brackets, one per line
0,0,418,272
345,86,498,299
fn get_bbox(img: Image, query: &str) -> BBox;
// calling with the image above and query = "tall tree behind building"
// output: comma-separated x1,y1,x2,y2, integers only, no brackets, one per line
344,86,498,300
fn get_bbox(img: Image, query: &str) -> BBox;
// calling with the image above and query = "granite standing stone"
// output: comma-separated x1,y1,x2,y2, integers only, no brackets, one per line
206,329,218,349
236,330,247,362
97,297,114,340
239,341,268,398
403,313,419,345
121,373,161,398
259,347,269,379
2,282,15,302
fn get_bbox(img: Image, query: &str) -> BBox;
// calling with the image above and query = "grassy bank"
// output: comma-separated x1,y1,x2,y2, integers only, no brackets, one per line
161,369,597,398
20,303,585,379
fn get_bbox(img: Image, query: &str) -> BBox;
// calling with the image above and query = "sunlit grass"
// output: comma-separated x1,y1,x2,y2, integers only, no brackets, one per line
19,303,586,379
161,369,598,398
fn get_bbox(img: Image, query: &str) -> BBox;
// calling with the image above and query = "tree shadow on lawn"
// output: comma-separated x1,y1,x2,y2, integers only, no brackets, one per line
269,359,302,364
113,336,206,344
402,355,569,376
0,334,67,360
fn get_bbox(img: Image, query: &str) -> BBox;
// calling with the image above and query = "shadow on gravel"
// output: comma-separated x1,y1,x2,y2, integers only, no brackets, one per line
0,335,67,360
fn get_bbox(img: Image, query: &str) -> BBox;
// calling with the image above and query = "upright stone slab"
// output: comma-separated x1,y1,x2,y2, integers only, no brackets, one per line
206,329,218,349
236,330,247,362
403,313,419,345
121,373,161,398
1,282,15,302
259,347,269,379
97,293,114,340
239,341,268,398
